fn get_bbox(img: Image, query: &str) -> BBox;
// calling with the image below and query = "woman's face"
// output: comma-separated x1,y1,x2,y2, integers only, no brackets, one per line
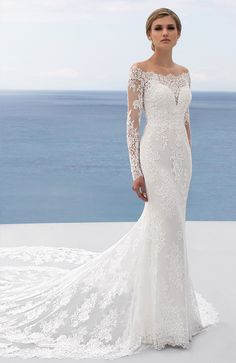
148,15,180,50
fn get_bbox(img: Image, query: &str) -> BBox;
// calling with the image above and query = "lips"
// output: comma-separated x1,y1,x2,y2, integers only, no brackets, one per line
162,39,170,42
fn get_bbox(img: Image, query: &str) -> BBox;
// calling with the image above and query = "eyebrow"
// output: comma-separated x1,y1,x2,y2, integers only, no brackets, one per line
154,24,175,26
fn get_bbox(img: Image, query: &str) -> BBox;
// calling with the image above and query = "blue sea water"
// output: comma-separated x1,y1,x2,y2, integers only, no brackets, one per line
0,90,235,223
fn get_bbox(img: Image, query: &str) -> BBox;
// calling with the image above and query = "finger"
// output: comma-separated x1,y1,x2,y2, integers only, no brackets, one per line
132,184,148,201
140,185,148,200
141,193,148,201
136,189,143,199
140,187,148,200
139,186,147,195
132,186,139,193
137,190,148,202
140,183,146,192
132,186,141,196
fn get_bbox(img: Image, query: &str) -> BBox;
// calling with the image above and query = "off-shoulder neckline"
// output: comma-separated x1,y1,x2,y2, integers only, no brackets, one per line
132,65,190,78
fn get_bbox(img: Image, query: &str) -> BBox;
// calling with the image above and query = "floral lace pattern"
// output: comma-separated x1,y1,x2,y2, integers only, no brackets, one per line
127,64,191,181
0,64,220,360
126,66,145,180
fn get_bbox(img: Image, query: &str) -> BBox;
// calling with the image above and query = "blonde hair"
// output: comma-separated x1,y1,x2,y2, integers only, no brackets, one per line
146,8,182,51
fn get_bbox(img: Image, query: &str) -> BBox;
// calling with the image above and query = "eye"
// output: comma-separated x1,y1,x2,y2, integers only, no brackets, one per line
154,26,175,31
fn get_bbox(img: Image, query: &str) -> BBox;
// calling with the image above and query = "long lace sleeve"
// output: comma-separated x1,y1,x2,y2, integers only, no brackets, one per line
126,64,144,181
184,107,190,128
184,72,191,128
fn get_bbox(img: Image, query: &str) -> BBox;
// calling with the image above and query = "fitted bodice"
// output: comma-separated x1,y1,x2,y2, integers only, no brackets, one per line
142,71,192,129
126,64,192,180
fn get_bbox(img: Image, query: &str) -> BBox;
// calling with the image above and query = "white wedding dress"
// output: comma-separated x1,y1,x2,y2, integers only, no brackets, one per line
0,64,219,360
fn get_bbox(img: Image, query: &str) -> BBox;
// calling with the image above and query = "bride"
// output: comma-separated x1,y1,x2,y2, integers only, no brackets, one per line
0,7,219,360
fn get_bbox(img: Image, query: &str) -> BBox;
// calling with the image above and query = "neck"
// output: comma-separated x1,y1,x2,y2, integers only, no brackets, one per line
150,49,174,68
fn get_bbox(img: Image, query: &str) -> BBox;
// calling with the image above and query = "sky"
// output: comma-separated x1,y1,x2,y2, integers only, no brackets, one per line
0,0,235,91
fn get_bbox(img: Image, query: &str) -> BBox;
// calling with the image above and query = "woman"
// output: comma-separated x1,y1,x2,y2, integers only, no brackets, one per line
0,7,219,360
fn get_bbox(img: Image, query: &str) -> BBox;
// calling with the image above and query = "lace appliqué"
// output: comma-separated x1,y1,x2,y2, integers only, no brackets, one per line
127,66,192,181
142,70,190,106
126,65,145,180
134,67,190,106
184,108,190,127
184,74,191,127
0,64,220,361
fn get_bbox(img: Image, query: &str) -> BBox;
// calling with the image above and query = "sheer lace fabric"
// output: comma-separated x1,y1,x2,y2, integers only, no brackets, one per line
127,65,191,180
0,64,219,360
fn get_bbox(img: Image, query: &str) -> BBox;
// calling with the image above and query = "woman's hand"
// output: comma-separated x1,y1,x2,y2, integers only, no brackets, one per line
132,175,148,202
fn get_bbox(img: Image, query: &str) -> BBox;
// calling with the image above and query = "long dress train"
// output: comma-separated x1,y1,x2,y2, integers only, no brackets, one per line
0,64,219,360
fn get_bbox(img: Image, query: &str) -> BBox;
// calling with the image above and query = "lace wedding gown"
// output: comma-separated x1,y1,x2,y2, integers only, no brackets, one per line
0,64,219,360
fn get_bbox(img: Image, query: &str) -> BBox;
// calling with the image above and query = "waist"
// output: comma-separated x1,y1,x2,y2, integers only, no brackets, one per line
145,121,184,131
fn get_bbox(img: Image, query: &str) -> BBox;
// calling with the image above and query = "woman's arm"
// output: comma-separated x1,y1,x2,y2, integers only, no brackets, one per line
184,71,192,147
126,64,144,180
184,108,192,147
126,64,148,202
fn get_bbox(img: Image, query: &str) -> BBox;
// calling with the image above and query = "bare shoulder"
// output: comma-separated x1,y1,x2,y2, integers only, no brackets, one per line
132,61,189,72
131,61,189,74
131,61,149,71
176,64,189,73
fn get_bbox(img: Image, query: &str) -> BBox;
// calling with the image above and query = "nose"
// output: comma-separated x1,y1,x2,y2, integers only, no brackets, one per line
162,28,169,35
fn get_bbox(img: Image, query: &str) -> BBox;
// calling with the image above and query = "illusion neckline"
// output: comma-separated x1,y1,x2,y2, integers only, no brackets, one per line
134,65,189,78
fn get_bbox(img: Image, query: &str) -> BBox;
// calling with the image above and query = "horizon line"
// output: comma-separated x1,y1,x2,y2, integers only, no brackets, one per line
0,89,234,93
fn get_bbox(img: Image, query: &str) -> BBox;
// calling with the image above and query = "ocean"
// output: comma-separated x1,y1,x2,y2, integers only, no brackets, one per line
0,90,235,223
